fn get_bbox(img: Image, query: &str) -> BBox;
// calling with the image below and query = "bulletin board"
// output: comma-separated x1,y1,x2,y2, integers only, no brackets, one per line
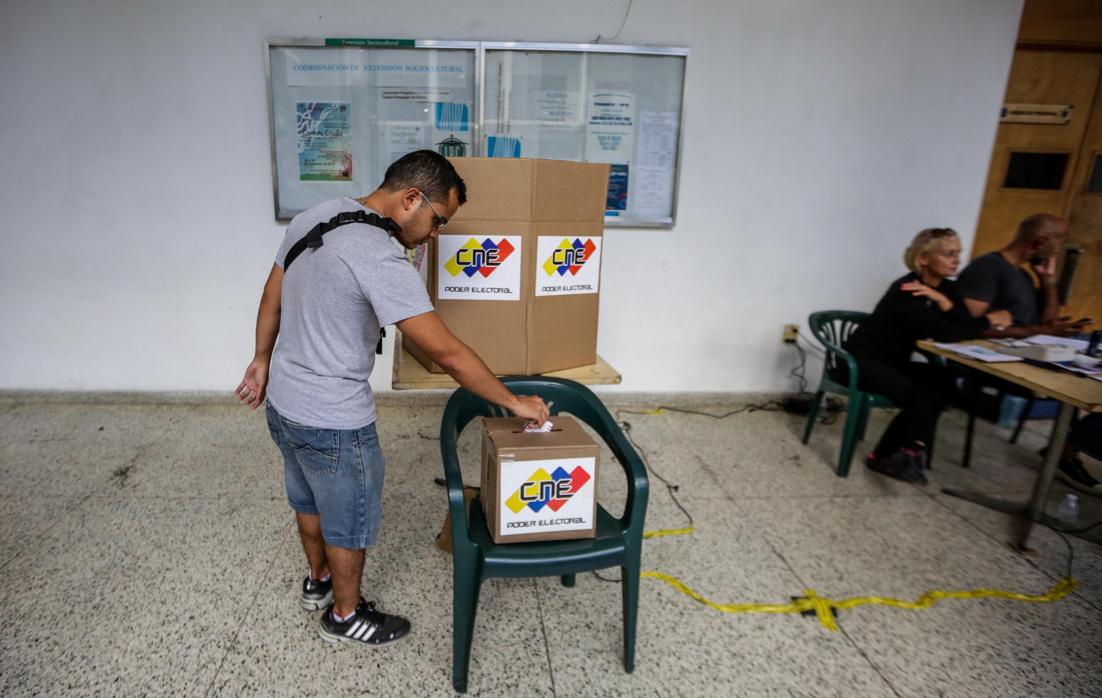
267,39,689,227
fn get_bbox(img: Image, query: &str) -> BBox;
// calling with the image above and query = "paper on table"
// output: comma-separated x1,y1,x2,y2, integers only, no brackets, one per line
1049,362,1102,378
934,343,1024,363
1025,334,1090,352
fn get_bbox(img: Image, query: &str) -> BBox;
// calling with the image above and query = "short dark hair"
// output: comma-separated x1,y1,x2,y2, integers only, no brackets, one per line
380,150,467,205
1014,213,1061,244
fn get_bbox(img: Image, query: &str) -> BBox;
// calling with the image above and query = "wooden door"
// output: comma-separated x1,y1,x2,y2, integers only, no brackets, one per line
973,50,1102,324
1066,79,1102,323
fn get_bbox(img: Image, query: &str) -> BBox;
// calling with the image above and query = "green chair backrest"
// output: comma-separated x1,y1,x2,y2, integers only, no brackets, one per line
808,310,869,378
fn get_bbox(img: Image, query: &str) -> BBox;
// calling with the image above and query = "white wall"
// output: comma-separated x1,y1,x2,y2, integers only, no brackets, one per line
0,0,1023,392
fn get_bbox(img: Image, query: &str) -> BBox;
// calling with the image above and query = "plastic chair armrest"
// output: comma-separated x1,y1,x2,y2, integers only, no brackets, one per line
440,425,475,553
585,405,650,532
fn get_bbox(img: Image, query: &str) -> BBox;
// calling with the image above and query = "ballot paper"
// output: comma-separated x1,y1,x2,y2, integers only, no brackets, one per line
934,343,1024,363
1047,361,1102,379
523,419,554,433
1024,334,1090,352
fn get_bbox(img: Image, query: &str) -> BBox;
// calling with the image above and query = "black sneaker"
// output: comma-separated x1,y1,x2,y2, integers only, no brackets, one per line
318,598,411,647
866,450,927,485
1056,457,1102,497
301,575,333,611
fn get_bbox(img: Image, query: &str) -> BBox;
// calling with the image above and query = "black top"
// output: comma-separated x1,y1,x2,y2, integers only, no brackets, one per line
844,272,991,368
956,251,1040,326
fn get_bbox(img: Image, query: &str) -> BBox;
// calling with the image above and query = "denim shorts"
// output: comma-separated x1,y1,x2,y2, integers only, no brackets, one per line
266,403,385,550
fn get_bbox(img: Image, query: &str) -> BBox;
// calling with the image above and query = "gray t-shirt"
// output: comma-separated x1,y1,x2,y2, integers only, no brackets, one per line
956,251,1040,326
268,198,433,429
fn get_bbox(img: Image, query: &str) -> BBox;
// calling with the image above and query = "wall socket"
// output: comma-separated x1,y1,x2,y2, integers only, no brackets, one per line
782,323,799,344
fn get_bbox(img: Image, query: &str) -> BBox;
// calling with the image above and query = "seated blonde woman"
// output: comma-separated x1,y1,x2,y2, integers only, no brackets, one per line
842,228,1012,484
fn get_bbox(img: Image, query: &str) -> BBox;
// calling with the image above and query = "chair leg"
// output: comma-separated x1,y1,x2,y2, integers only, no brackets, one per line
621,562,641,674
836,396,864,477
1010,397,1034,445
802,390,825,444
561,574,576,587
856,396,871,443
452,564,482,694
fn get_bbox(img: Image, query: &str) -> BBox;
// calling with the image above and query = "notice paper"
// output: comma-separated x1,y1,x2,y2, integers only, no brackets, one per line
634,111,678,218
1048,361,1102,379
1023,334,1090,352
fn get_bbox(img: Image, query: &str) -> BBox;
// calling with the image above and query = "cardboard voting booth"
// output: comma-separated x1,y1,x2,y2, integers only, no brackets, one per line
404,157,609,375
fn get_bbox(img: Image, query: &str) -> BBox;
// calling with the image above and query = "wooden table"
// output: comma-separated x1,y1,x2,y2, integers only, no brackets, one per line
391,331,622,390
918,339,1102,550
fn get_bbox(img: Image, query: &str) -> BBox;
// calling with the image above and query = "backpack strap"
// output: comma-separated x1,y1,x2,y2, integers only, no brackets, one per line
283,210,402,270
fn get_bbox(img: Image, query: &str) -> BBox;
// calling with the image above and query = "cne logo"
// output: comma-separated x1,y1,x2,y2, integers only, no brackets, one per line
445,238,515,278
542,238,597,277
505,465,591,514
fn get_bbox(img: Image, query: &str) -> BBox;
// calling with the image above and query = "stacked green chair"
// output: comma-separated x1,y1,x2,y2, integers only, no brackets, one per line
440,376,649,693
802,310,896,476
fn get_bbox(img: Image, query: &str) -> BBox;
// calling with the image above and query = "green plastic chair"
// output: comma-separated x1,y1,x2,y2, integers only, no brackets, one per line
801,310,896,476
440,376,649,693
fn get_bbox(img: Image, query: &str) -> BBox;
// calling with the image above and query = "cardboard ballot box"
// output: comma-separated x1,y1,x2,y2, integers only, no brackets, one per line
480,416,599,544
404,157,609,376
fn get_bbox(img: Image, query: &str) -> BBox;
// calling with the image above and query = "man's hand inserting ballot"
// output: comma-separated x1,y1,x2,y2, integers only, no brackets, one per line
397,310,551,423
511,395,550,425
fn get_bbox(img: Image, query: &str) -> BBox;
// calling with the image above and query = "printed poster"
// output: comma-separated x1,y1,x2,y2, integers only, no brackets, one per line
486,135,523,158
497,457,596,537
433,102,471,157
437,235,523,301
535,236,602,296
585,91,635,215
606,165,629,214
297,102,352,181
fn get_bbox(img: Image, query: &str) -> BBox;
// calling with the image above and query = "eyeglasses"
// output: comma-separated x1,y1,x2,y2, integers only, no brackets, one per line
419,191,448,232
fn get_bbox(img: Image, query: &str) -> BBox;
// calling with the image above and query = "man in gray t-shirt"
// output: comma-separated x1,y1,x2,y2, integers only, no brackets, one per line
235,151,548,647
266,195,430,430
957,213,1088,338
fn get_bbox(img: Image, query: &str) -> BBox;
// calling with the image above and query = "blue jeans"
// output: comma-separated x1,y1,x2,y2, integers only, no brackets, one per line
266,403,385,550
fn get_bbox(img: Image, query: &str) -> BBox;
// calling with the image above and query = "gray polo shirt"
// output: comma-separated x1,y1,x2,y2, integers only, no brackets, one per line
267,198,433,429
956,251,1041,326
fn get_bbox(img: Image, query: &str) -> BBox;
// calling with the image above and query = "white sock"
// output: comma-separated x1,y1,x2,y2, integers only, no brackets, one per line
332,608,356,623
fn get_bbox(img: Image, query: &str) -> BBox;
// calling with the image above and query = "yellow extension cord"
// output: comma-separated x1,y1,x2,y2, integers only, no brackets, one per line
638,526,1077,631
626,408,1079,629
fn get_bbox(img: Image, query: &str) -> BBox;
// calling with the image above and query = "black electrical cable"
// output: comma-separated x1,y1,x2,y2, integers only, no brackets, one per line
1038,516,1102,581
592,413,700,584
594,0,633,43
790,341,809,395
1053,517,1102,581
1055,517,1102,535
617,403,785,420
594,393,837,582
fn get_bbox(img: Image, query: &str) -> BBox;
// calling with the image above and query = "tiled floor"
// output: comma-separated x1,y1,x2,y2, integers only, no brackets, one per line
0,393,1099,697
